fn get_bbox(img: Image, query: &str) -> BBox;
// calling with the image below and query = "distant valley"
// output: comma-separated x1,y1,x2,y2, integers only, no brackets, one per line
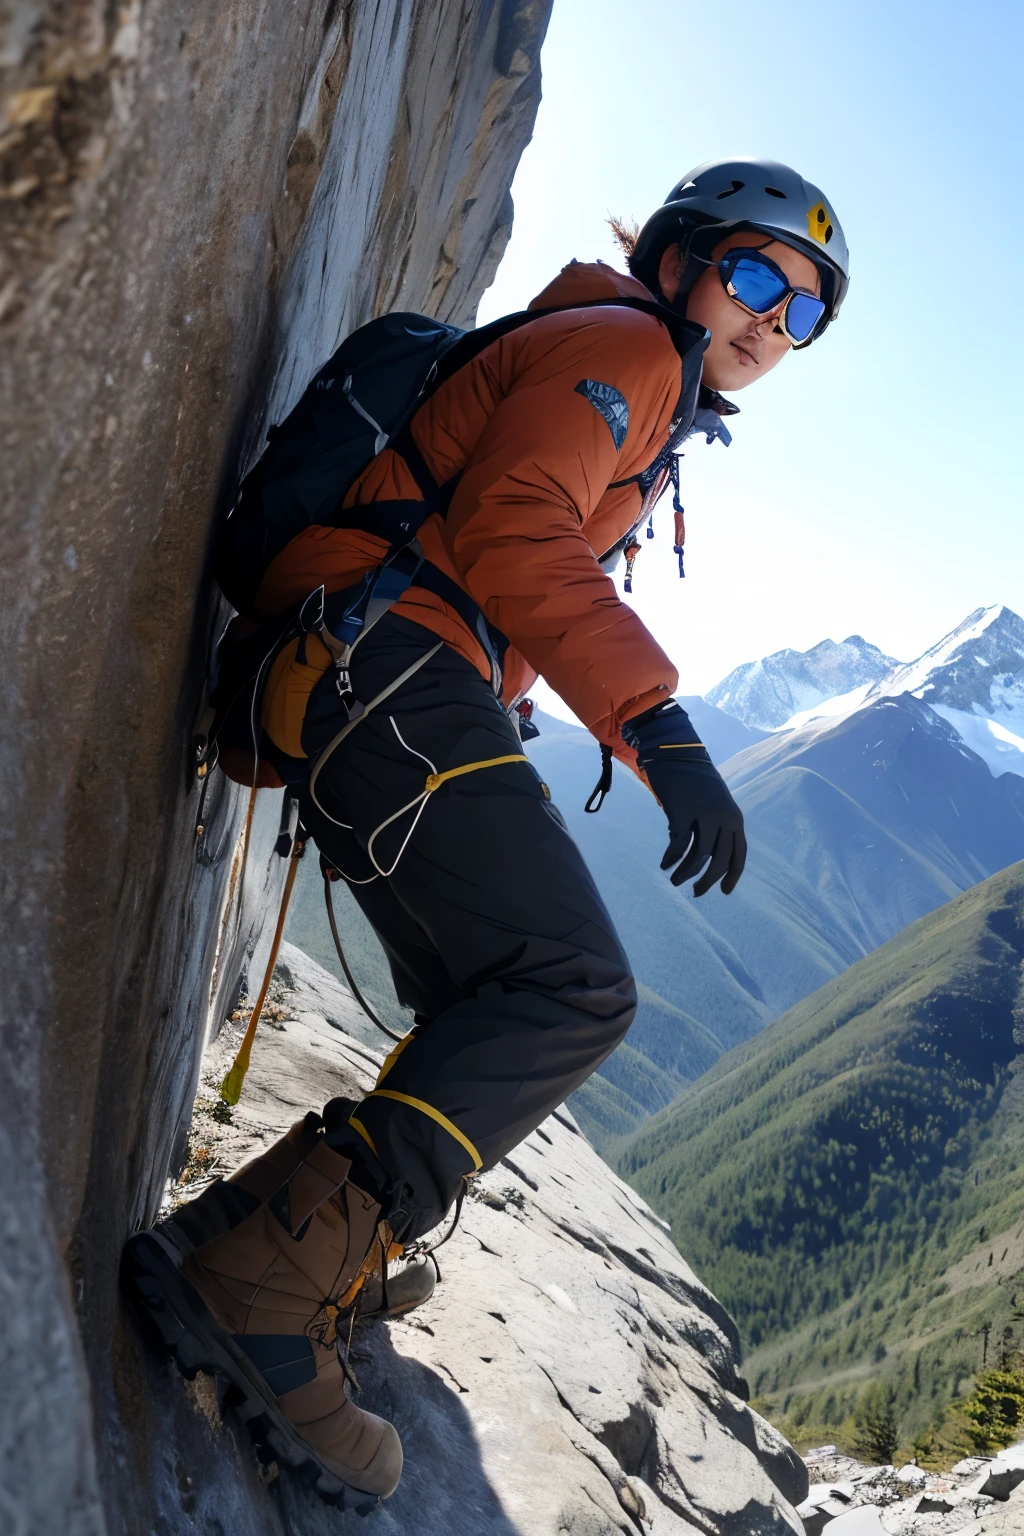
612,860,1024,1455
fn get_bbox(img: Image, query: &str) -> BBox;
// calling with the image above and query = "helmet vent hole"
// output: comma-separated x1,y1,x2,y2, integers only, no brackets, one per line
764,186,787,198
715,180,745,200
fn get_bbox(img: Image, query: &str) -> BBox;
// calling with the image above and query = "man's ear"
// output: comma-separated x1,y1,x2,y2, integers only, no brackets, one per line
656,242,685,302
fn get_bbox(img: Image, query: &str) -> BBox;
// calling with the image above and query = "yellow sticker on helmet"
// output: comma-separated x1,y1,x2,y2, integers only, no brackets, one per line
807,201,834,246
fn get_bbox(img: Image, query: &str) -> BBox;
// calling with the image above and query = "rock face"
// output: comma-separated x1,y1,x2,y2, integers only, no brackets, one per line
147,940,808,1534
0,4,550,1529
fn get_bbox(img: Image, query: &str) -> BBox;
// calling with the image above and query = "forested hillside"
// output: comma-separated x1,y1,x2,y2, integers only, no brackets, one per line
613,862,1024,1451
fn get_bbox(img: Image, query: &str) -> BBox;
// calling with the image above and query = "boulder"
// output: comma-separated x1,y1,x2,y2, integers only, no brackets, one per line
150,942,809,1533
817,1505,886,1534
966,1466,1024,1501
975,1474,1024,1534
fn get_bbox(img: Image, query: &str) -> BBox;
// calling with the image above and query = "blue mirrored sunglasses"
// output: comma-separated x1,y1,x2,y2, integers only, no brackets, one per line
713,248,826,346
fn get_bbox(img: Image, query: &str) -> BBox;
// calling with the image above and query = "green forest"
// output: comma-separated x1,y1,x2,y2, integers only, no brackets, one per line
613,862,1024,1461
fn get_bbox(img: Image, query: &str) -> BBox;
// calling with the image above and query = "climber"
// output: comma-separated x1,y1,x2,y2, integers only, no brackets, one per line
123,158,849,1505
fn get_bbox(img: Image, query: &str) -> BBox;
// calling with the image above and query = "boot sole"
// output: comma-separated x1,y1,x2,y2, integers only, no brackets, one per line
121,1230,385,1512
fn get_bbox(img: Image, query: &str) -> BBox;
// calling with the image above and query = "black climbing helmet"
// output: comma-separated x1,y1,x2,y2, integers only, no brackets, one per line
630,157,850,343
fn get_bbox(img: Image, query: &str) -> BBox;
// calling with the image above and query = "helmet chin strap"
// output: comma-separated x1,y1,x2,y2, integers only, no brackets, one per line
655,224,704,318
662,228,778,321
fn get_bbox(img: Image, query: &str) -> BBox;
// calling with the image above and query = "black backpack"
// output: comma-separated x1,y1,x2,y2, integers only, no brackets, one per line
212,296,704,617
214,311,467,614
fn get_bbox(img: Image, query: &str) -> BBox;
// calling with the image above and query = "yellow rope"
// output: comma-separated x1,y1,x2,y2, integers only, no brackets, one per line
220,844,303,1105
423,753,529,794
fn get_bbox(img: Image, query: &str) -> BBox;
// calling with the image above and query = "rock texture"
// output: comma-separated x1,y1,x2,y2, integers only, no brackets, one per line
0,4,550,1530
800,1443,1024,1535
149,940,807,1534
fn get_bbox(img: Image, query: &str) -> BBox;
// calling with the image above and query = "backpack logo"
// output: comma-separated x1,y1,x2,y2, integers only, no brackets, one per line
316,377,335,390
575,379,629,450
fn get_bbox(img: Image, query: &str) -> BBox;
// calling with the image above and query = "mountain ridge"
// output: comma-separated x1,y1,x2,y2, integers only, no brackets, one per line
714,605,1024,780
706,636,898,731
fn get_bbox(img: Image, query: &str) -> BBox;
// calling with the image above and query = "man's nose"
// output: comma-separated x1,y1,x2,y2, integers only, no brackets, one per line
752,302,786,340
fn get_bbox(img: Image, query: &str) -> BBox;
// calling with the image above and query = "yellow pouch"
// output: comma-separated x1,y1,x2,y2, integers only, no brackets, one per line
261,631,334,759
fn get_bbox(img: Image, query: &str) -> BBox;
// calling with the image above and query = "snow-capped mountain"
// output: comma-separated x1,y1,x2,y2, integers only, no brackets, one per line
721,605,1024,779
864,603,1023,708
862,604,1024,778
705,635,898,731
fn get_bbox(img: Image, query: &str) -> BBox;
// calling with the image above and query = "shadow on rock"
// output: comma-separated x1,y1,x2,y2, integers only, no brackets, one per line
113,1298,518,1535
279,1322,522,1535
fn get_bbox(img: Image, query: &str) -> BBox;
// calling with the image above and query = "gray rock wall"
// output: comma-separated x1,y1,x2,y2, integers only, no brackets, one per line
0,3,550,1529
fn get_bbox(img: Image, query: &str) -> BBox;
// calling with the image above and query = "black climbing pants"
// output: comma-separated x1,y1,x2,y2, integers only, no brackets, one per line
299,614,636,1241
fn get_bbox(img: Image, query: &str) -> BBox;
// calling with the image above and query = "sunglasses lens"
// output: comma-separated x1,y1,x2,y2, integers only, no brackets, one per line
785,292,826,343
725,255,789,313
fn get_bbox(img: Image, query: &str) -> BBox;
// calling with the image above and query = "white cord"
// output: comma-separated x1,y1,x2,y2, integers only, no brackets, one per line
367,792,430,877
389,715,437,775
364,717,438,877
323,712,443,883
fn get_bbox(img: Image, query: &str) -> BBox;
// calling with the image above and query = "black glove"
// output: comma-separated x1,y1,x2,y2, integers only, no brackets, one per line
622,700,747,896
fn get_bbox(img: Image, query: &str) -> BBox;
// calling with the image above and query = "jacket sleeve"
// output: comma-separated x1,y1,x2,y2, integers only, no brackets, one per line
425,312,681,749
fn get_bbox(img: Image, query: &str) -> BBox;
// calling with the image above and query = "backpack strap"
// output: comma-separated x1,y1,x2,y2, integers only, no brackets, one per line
429,295,707,396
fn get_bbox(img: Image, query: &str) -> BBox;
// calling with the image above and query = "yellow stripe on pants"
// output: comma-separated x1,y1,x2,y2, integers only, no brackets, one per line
362,1088,483,1171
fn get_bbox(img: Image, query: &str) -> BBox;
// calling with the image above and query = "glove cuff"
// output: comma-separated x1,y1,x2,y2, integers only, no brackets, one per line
622,699,704,753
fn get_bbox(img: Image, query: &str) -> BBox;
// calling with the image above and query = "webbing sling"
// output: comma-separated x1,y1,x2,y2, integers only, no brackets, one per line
307,641,446,824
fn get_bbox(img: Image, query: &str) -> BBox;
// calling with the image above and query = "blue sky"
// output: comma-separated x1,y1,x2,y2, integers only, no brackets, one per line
478,0,1024,699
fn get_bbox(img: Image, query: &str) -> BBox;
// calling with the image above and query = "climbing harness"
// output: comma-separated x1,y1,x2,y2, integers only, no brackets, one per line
314,708,530,883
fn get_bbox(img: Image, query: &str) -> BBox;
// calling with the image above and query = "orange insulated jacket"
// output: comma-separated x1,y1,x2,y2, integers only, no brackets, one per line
256,262,708,758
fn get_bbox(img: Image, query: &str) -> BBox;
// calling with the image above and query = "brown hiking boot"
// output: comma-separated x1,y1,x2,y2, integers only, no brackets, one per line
357,1247,437,1319
123,1118,402,1508
146,1113,435,1320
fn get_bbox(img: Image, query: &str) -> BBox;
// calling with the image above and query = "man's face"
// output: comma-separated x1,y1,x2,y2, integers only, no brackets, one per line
659,232,822,392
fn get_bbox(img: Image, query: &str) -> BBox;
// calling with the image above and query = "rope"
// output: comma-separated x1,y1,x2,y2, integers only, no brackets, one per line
423,754,527,793
365,749,530,878
220,838,304,1105
323,871,405,1043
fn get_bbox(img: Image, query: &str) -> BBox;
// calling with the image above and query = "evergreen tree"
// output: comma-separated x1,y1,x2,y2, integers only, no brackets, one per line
853,1385,899,1463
